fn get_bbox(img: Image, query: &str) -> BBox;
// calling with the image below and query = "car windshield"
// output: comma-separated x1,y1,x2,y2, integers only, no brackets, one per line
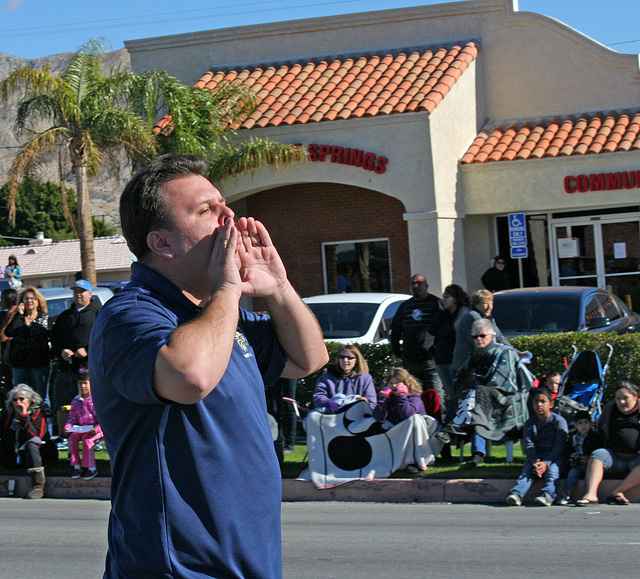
492,294,581,333
307,302,378,339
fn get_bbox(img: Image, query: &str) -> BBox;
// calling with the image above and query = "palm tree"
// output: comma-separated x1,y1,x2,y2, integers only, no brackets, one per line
1,40,155,285
1,40,305,285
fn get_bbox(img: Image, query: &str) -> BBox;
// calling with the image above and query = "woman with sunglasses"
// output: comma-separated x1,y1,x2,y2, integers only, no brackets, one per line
4,286,51,404
313,345,376,411
481,255,512,293
0,384,52,498
451,318,532,468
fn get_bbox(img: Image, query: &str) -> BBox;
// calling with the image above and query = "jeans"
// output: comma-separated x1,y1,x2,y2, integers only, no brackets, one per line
565,464,587,493
510,460,562,501
471,433,486,455
13,365,52,406
19,440,43,469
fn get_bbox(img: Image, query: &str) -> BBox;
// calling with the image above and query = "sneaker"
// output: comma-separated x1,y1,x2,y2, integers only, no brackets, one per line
557,495,572,506
57,440,68,450
70,468,82,479
506,493,522,506
407,464,420,474
534,494,553,507
463,453,484,469
283,445,295,454
82,468,98,480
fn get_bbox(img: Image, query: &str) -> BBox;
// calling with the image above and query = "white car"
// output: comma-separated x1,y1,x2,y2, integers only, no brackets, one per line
303,292,411,344
39,286,115,322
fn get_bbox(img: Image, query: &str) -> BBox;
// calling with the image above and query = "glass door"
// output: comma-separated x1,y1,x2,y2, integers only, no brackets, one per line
601,220,640,308
553,222,599,287
551,216,640,308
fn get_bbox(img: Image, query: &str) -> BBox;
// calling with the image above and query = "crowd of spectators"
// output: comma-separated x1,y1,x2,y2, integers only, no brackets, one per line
308,272,640,504
2,262,639,506
0,279,102,498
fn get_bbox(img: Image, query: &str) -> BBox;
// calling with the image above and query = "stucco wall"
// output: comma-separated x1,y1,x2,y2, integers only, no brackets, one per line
461,150,640,215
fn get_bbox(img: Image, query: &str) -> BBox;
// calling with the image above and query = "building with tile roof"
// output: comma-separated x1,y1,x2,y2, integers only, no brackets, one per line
125,0,640,308
0,235,133,288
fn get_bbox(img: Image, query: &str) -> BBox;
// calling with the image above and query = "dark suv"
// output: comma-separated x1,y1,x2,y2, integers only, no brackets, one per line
492,287,640,338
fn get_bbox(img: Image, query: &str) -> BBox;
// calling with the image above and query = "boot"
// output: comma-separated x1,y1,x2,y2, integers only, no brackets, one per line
26,467,45,499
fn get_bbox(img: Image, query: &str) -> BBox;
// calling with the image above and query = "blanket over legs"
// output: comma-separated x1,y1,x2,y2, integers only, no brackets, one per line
447,341,533,441
298,400,443,489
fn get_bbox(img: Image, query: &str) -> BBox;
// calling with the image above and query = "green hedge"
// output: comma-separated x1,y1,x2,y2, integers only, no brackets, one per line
295,332,640,409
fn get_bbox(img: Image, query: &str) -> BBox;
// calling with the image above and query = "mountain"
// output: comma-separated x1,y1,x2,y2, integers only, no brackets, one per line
0,48,131,228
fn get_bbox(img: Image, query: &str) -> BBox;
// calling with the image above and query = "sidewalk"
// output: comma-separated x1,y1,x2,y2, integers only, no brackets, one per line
1,474,637,503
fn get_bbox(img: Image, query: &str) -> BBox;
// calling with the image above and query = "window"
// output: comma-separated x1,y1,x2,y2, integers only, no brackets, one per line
583,298,603,327
323,239,391,294
597,293,621,321
375,301,403,341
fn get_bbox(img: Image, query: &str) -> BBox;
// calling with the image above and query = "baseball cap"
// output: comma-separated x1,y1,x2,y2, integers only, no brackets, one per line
71,279,92,292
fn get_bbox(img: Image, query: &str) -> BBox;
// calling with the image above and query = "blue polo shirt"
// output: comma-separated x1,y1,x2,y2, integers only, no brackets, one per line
90,263,286,578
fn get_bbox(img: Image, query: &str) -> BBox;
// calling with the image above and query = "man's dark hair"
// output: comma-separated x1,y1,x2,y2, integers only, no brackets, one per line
120,153,208,261
0,288,17,308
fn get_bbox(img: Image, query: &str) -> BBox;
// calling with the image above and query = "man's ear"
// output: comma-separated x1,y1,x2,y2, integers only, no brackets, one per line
147,230,175,259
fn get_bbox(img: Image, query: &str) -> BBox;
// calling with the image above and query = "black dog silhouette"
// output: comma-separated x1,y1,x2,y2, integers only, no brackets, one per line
327,403,389,471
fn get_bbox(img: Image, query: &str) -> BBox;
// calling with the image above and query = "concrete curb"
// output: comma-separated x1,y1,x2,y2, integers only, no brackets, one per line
2,475,639,503
282,478,640,503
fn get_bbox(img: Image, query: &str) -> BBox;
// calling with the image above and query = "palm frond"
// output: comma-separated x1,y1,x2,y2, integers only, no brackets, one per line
0,65,60,106
207,138,306,183
14,94,63,133
62,42,105,107
7,128,63,225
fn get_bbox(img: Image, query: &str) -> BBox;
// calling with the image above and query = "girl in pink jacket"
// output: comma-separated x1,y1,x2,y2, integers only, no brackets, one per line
63,370,102,480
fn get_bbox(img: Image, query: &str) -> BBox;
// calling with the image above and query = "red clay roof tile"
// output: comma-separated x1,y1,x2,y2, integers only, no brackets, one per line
462,110,640,164
190,42,479,128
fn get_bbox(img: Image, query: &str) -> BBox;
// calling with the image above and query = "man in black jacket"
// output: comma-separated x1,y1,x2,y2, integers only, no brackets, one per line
390,274,445,416
51,279,101,412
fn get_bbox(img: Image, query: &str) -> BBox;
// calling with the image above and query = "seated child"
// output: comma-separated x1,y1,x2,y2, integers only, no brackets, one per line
373,368,425,425
506,387,568,506
62,370,102,480
558,410,599,504
535,371,561,399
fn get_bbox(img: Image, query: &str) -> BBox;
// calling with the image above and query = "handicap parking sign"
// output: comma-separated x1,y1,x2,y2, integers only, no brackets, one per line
508,213,527,255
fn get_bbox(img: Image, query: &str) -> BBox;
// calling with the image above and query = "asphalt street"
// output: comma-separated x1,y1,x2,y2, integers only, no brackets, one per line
1,498,639,578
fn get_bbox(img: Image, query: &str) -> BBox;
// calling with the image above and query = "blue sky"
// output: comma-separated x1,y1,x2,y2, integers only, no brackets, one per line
1,0,638,59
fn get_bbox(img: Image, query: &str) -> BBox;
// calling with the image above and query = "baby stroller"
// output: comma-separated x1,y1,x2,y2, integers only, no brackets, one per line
556,343,613,422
